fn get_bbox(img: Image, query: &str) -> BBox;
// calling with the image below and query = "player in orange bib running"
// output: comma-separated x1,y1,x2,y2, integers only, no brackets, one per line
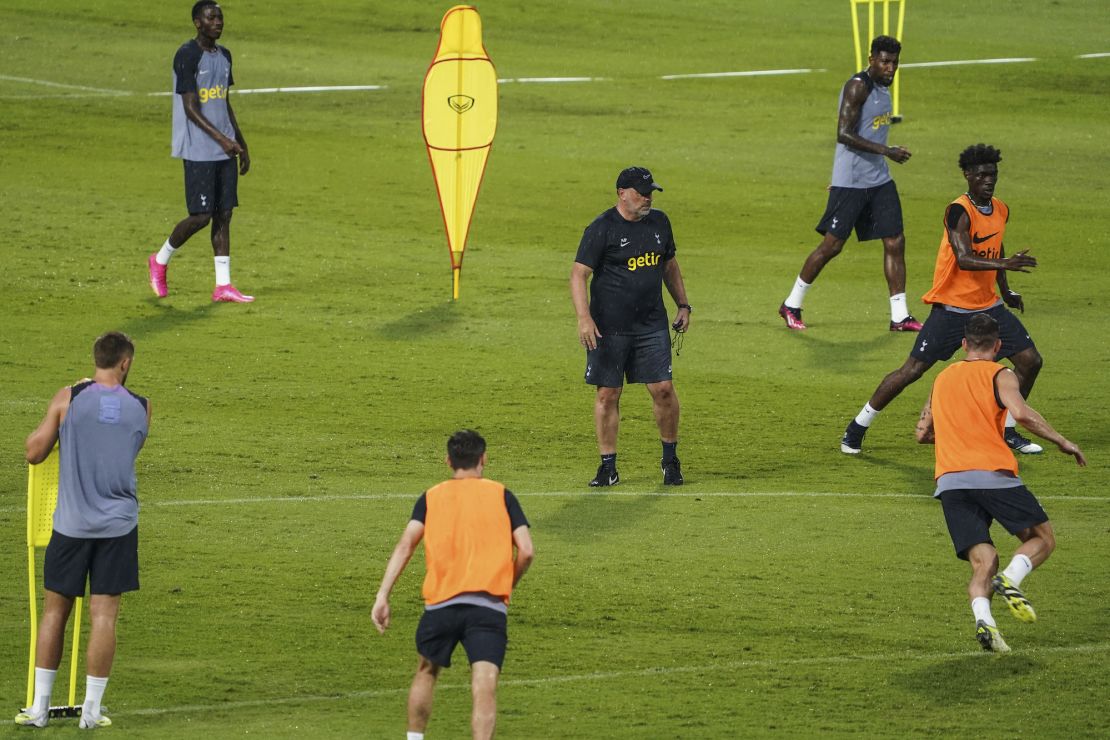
841,144,1045,455
914,314,1085,652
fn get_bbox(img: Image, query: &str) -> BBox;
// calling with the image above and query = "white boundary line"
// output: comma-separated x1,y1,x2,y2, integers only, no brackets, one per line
1078,52,1110,59
0,74,131,95
36,640,1104,719
661,67,823,80
901,57,1037,68
2,489,1105,515
497,76,607,83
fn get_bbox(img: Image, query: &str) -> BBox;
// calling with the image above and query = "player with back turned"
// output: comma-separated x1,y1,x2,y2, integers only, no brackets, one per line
915,313,1085,652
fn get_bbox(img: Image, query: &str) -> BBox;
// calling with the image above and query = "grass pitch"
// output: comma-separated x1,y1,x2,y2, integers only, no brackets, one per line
1,1,1108,737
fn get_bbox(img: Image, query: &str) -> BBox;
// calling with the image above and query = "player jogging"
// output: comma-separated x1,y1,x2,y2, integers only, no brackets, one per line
372,430,534,740
571,166,692,487
148,0,253,303
915,313,1085,652
842,143,1044,455
779,35,920,332
17,332,150,729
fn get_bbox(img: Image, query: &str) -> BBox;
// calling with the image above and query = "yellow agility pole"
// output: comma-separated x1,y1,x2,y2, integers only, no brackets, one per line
26,446,83,718
422,5,498,300
850,0,906,121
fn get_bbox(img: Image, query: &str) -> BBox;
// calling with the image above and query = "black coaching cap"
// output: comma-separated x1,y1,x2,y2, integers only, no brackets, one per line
616,166,663,195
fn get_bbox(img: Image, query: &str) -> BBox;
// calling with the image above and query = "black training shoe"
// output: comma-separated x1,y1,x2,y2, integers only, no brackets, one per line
1004,428,1043,454
841,420,867,454
589,464,620,487
661,456,684,485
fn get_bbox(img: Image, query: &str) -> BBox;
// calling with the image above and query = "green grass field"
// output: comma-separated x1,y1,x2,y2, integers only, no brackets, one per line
2,1,1108,736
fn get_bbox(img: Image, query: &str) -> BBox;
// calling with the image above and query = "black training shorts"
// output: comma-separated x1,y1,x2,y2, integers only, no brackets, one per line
416,604,508,669
910,303,1036,364
815,180,903,242
43,526,140,596
184,158,239,214
585,329,672,387
938,486,1048,560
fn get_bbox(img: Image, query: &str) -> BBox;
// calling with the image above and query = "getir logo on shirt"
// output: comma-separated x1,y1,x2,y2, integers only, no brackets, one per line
626,252,661,271
198,85,227,104
870,111,893,130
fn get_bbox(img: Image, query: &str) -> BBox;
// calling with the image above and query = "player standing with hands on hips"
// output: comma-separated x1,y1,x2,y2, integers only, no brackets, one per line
372,431,534,740
779,35,920,332
148,0,254,303
16,332,150,729
915,313,1085,652
571,167,692,487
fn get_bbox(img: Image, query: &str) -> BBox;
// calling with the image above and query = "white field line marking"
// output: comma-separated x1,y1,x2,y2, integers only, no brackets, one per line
3,490,1104,515
900,57,1037,68
0,74,131,95
60,640,1110,719
498,76,607,83
146,84,388,97
1078,52,1110,59
661,67,822,80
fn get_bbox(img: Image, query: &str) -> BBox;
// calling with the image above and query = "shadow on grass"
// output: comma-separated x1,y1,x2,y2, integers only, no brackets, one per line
898,652,1041,703
791,331,899,376
118,300,218,339
536,491,666,544
375,300,462,339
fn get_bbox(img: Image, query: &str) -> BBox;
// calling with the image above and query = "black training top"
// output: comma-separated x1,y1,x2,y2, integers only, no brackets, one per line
575,207,677,335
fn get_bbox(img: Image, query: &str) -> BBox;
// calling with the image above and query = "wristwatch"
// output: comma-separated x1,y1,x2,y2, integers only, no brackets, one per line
677,303,692,311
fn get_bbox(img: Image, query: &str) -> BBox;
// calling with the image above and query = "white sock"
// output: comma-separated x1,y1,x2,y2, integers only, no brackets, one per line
854,403,880,428
1005,412,1016,430
407,733,425,740
971,596,995,626
1002,553,1034,588
889,293,909,322
214,256,231,286
32,667,57,715
785,276,811,309
156,239,176,265
82,675,109,718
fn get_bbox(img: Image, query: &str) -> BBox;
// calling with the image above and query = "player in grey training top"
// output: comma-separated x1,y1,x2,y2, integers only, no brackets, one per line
17,332,151,730
779,35,921,333
148,0,254,304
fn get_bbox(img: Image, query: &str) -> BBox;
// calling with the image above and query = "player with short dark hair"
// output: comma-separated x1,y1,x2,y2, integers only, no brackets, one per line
148,1,254,303
570,166,692,487
779,35,921,332
841,144,1045,454
914,313,1085,652
372,431,534,740
16,332,151,729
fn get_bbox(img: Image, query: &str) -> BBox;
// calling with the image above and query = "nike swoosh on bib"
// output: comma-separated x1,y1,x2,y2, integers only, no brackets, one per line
972,231,999,244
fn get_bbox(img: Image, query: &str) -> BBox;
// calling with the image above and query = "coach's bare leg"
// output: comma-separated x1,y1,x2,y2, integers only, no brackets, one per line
470,661,500,740
407,656,440,734
646,380,680,443
35,590,75,669
210,209,233,257
86,594,121,677
799,233,848,284
595,386,622,455
1013,521,1056,568
167,213,212,249
966,542,1000,602
1008,347,1043,398
881,233,907,295
866,357,934,411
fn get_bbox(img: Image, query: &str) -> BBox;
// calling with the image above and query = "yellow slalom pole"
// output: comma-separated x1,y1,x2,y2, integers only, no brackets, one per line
68,598,82,708
893,0,906,120
26,542,37,709
850,0,863,70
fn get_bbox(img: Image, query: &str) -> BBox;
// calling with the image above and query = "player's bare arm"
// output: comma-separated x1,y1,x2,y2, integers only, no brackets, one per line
570,261,602,350
995,369,1086,465
226,98,250,175
25,386,71,464
182,90,243,157
662,258,691,332
371,520,425,634
948,210,1037,273
837,80,910,163
511,525,534,587
914,392,935,444
994,244,1026,312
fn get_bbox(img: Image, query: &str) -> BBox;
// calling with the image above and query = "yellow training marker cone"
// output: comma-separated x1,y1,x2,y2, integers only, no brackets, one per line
422,5,498,300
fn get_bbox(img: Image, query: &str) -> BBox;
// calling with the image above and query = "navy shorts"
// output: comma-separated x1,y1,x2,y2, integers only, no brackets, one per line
815,180,903,242
938,486,1048,560
184,158,239,214
416,605,508,669
910,303,1036,364
43,526,140,596
585,329,672,387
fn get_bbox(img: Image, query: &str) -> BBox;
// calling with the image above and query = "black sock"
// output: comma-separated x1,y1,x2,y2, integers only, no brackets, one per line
601,453,616,468
662,441,677,463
